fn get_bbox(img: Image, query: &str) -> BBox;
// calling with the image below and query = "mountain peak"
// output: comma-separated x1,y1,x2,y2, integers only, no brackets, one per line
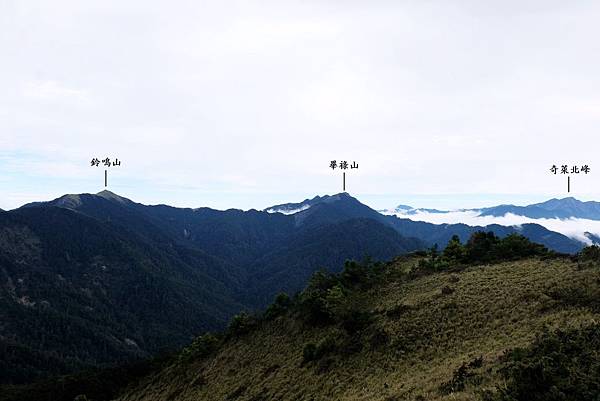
320,192,357,203
540,196,579,204
96,190,131,204
535,197,585,211
53,193,84,208
546,197,580,205
265,193,359,215
20,190,133,210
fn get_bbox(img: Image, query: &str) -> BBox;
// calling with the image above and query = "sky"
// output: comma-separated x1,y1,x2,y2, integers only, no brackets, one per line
2,0,600,211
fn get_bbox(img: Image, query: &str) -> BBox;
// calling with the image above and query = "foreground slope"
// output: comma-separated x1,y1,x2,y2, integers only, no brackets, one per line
116,254,600,401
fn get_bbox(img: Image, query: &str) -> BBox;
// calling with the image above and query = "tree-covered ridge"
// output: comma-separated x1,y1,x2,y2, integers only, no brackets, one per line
0,206,244,384
0,193,424,384
417,231,552,270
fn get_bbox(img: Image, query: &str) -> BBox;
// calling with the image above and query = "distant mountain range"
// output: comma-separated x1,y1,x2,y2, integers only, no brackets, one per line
479,197,600,220
0,191,589,384
271,194,583,253
380,197,600,247
381,197,600,221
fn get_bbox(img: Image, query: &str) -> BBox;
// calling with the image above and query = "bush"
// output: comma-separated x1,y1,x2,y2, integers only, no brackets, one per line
545,285,600,312
418,232,550,273
264,293,292,320
302,336,338,363
298,260,385,326
441,285,454,295
578,245,600,269
315,336,337,357
487,324,600,401
226,312,258,338
302,343,318,363
443,235,466,264
491,233,547,261
418,257,449,271
340,260,369,285
179,333,220,362
417,244,449,271
439,356,483,394
297,270,338,326
465,231,499,263
324,284,346,317
297,291,332,326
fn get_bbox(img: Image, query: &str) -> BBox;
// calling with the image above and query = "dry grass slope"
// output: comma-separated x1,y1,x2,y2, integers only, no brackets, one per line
116,256,600,401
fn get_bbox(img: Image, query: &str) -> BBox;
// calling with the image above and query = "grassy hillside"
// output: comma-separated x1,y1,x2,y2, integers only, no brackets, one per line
111,250,600,401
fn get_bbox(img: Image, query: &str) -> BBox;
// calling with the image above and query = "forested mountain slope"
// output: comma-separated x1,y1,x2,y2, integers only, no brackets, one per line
1,191,424,383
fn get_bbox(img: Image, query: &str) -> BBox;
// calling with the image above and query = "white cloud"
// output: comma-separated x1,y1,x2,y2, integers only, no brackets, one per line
386,209,600,245
266,204,311,215
22,81,89,102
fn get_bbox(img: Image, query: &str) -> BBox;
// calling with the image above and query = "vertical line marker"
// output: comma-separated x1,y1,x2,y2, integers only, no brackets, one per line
105,170,107,187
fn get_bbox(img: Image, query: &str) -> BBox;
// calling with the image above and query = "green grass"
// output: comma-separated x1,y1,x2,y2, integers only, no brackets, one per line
113,255,600,401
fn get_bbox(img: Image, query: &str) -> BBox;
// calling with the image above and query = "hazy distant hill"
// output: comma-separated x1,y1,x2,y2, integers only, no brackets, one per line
478,197,600,220
383,197,600,221
385,217,583,254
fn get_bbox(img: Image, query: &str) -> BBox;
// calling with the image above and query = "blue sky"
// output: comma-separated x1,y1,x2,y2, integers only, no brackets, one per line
2,1,600,211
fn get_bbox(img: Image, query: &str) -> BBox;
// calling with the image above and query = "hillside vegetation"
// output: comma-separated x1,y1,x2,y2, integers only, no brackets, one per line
3,234,599,401
108,238,600,401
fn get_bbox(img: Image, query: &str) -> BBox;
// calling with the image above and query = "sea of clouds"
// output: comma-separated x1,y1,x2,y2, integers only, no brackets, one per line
383,209,600,245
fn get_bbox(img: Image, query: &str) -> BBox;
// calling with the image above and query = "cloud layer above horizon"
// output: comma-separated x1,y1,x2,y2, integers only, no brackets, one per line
2,1,600,210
